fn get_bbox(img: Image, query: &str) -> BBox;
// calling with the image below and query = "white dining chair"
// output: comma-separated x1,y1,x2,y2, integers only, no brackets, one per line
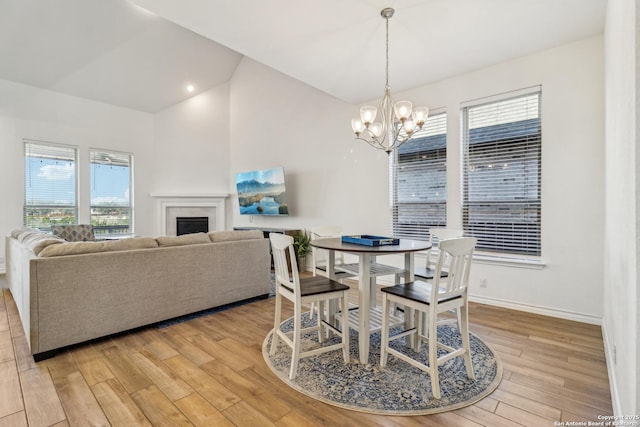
310,226,352,279
380,237,477,399
308,226,356,316
269,233,350,380
412,228,465,326
414,228,464,280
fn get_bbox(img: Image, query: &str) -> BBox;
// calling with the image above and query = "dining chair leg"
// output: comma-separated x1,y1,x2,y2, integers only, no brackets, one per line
390,273,403,316
307,301,316,317
317,300,325,344
460,303,475,379
380,294,390,368
341,293,350,363
414,310,423,352
290,302,303,380
270,293,282,355
405,306,417,350
428,309,441,399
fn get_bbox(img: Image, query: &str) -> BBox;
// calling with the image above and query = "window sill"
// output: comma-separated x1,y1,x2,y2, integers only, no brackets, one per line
472,253,546,269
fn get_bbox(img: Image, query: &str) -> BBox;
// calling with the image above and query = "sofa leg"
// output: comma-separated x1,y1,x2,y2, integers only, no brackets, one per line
33,349,58,362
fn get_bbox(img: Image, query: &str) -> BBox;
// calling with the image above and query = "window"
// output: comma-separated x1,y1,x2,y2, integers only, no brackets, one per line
462,90,541,256
24,141,78,230
90,149,133,236
391,113,447,240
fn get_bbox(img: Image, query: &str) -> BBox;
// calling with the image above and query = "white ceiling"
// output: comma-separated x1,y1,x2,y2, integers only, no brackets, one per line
0,0,606,113
0,0,242,112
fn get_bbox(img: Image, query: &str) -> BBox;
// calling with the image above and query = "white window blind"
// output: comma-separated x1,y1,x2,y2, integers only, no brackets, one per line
24,141,78,230
391,113,447,240
90,149,133,236
462,90,541,256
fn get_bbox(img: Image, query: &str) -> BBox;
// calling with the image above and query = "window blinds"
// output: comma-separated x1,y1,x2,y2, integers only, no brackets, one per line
391,113,447,240
462,91,541,256
24,141,78,229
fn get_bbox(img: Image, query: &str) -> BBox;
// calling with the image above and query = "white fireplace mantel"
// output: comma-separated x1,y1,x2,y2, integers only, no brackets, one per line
151,193,228,236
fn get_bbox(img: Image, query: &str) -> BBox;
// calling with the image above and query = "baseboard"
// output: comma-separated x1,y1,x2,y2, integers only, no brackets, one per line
601,320,623,417
467,294,602,325
375,276,602,325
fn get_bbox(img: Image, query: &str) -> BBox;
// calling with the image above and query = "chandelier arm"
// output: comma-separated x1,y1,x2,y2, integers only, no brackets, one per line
354,135,387,151
357,133,407,154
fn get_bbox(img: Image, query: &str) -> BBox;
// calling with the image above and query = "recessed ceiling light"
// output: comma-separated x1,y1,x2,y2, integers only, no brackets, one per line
186,84,195,93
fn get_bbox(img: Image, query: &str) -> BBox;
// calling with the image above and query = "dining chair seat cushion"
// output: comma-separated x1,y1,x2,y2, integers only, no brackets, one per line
281,275,350,297
414,267,448,280
381,281,461,305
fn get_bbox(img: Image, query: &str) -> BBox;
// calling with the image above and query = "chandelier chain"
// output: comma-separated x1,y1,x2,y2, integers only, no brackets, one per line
385,16,389,89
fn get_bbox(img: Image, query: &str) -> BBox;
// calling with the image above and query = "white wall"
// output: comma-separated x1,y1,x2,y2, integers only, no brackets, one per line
152,83,232,232
229,57,391,235
229,37,605,323
399,36,605,323
602,0,638,416
153,83,230,194
0,78,156,271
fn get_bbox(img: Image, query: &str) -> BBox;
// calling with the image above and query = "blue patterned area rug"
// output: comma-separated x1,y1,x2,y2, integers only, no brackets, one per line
262,313,502,415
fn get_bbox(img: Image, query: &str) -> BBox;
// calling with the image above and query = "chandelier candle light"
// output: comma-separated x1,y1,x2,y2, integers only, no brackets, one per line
351,7,429,153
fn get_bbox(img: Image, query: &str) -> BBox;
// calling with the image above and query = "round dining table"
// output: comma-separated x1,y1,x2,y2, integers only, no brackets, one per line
310,237,431,364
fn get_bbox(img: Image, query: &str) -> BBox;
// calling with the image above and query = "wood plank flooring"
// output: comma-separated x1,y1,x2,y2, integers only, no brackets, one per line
0,274,612,426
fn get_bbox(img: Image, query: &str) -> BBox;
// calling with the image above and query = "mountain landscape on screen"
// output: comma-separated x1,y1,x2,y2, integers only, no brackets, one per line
235,167,289,215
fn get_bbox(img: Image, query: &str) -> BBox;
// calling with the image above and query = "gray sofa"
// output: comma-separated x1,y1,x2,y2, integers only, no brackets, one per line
6,229,271,360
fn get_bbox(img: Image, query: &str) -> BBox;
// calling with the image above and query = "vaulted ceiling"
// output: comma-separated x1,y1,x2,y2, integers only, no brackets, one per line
0,0,607,113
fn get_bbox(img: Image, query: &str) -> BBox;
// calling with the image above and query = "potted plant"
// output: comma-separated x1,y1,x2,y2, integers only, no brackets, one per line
293,230,312,272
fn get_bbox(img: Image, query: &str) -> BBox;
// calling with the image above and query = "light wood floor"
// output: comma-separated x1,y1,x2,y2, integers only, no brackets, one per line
0,274,612,426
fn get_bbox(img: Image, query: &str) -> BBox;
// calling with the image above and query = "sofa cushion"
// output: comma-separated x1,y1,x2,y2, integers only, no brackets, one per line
22,234,66,255
156,233,211,247
209,230,264,242
102,237,159,251
11,228,39,240
38,237,158,257
13,229,47,243
39,241,107,257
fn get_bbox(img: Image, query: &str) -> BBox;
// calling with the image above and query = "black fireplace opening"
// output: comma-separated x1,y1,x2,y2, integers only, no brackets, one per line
176,217,209,236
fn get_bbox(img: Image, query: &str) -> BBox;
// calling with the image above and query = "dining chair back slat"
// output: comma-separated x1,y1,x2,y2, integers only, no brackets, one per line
431,237,475,301
415,228,463,280
271,233,300,300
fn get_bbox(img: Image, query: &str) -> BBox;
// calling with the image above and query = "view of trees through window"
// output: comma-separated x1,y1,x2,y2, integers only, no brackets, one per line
90,150,133,236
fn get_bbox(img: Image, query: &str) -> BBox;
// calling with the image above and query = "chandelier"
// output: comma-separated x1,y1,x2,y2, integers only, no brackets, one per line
350,7,429,153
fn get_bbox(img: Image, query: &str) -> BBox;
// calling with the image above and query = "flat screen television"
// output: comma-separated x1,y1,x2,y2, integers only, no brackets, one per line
235,166,289,215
